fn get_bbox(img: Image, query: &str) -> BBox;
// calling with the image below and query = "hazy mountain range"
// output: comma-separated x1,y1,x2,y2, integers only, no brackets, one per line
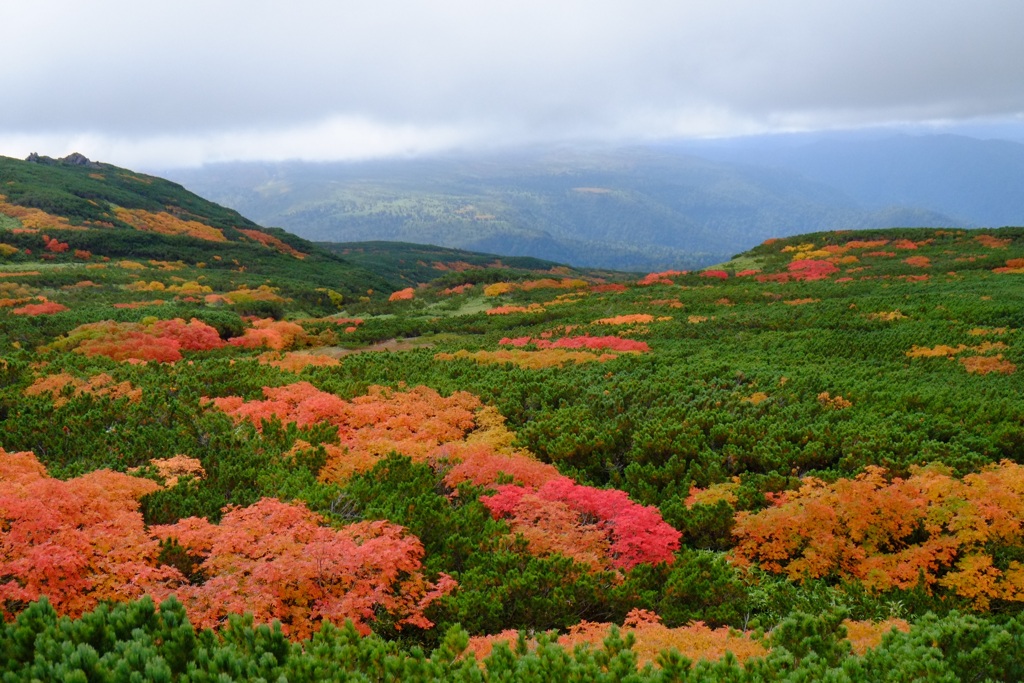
164,132,1024,271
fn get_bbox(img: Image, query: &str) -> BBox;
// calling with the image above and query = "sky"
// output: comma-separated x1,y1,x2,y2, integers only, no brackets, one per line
3,0,1024,169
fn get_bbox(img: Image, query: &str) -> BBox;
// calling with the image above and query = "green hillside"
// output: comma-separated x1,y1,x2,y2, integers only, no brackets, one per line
2,158,1024,680
318,240,618,289
0,153,406,308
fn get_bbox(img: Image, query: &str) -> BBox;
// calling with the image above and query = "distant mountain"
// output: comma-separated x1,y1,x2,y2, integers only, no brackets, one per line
681,133,1024,227
157,134,1023,271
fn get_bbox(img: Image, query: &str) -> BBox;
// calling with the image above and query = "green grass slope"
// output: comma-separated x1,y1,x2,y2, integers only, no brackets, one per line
0,153,402,308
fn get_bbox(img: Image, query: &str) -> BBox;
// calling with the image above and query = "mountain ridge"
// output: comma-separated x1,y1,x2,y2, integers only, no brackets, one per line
159,134,1021,270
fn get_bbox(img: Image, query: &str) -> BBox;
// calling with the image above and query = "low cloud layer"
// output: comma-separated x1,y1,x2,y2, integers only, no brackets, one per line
3,0,1023,167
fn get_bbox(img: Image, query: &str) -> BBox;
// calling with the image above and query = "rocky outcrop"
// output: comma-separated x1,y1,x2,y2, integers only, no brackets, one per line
25,152,101,168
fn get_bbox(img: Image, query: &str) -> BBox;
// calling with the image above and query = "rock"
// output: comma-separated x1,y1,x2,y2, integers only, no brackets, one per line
25,152,57,165
59,152,100,168
25,152,101,168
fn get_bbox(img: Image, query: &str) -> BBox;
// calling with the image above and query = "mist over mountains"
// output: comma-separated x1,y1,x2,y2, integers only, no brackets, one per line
165,132,1024,271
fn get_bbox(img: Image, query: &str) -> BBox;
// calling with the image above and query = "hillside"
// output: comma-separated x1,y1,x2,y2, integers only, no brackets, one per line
0,153,607,306
2,159,1024,679
160,138,1005,270
0,152,404,307
317,240,621,290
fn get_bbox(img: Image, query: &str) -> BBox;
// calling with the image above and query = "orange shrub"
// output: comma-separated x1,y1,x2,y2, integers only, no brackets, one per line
43,236,69,253
593,313,655,325
237,228,307,258
0,196,76,231
436,349,617,368
442,443,562,490
0,449,179,619
485,304,545,315
686,480,741,507
975,234,1011,249
844,239,890,249
638,270,687,285
24,372,142,407
47,318,224,362
259,351,341,372
482,478,680,570
228,319,307,350
211,382,481,482
483,282,514,296
389,287,415,301
555,610,766,667
151,499,455,639
700,270,728,279
843,619,910,655
817,392,852,409
960,355,1016,375
11,300,68,315
113,300,167,309
113,207,227,242
732,461,1024,608
147,455,205,487
441,283,474,295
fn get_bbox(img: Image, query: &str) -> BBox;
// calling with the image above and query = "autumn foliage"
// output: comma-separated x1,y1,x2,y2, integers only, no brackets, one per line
0,450,456,638
228,318,307,351
42,236,69,253
210,382,680,572
436,348,620,368
10,300,68,316
258,351,341,372
486,304,545,315
592,313,655,325
700,270,728,280
843,618,910,655
23,372,142,407
481,476,681,571
443,445,562,491
389,287,415,301
787,259,840,281
113,207,228,242
975,234,1011,249
732,461,1024,608
0,196,76,231
47,318,225,362
499,335,650,353
0,449,178,618
211,382,481,481
638,270,687,285
152,498,455,639
467,609,766,667
236,228,307,258
146,455,205,488
906,341,1015,375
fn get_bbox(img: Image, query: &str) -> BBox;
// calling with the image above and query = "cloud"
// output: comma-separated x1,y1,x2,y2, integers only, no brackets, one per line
0,117,484,169
3,0,1023,167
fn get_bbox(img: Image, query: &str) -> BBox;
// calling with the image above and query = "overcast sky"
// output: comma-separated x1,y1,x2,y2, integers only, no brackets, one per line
2,0,1023,169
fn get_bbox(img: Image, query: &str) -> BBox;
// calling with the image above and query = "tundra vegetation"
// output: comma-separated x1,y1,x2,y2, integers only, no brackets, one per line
1,155,1023,680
